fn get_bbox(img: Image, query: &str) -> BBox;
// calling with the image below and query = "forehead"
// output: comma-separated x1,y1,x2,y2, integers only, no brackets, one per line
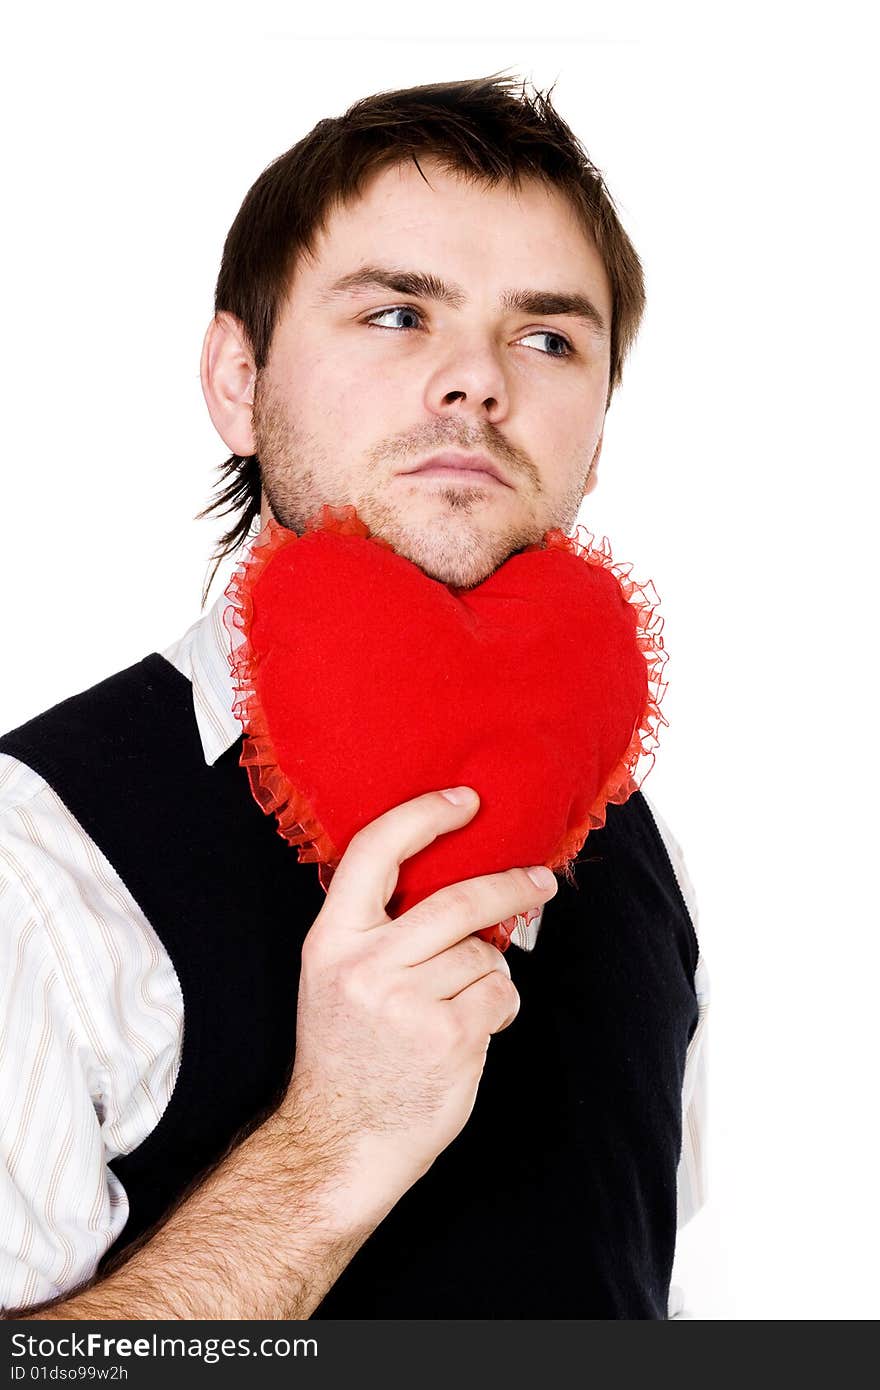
295,157,611,315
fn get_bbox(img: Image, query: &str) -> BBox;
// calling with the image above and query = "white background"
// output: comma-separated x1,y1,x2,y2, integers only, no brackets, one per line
2,1,877,1318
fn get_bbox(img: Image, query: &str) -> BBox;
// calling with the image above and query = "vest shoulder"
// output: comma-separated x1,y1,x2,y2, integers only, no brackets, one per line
0,654,182,747
598,788,654,842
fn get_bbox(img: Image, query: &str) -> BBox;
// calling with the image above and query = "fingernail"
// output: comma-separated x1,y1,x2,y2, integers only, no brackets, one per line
526,865,556,890
441,787,476,805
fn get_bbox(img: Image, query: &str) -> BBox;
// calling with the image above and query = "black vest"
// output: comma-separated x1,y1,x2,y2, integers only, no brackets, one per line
0,655,699,1318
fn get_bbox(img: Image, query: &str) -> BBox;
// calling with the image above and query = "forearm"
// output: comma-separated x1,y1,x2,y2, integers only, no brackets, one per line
10,1106,392,1321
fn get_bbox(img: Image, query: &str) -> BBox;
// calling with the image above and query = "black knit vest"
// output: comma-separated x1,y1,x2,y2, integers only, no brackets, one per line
0,654,698,1318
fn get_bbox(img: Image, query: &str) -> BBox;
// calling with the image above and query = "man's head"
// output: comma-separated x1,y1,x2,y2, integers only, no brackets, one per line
198,73,645,601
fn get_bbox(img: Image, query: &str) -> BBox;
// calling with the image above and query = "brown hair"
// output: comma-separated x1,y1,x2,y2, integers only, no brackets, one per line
197,71,646,605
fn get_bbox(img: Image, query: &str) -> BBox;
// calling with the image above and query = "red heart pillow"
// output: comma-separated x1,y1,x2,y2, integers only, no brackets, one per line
224,505,668,950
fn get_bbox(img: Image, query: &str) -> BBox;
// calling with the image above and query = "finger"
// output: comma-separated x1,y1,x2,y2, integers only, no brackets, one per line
412,933,511,1000
448,969,521,1037
322,787,480,929
393,863,558,966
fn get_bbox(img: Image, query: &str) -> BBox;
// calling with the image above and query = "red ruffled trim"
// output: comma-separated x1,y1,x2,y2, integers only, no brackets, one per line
534,523,669,886
223,506,397,871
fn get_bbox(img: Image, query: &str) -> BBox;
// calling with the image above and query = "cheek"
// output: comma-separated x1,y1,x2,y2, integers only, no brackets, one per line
518,359,599,426
291,344,399,446
534,380,603,455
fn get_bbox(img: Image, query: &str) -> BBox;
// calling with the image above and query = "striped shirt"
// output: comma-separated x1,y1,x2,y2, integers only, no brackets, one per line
0,592,710,1315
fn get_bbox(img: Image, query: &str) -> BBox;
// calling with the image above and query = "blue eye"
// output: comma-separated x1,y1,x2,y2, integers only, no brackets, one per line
366,306,424,330
364,307,574,358
519,331,574,358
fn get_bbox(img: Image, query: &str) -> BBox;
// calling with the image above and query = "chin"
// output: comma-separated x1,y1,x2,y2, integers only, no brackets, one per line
418,561,485,589
359,497,543,589
401,533,525,591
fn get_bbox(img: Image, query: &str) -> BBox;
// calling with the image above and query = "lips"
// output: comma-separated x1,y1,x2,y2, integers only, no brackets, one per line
405,452,510,486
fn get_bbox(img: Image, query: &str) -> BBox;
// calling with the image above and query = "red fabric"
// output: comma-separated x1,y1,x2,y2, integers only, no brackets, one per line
224,505,668,950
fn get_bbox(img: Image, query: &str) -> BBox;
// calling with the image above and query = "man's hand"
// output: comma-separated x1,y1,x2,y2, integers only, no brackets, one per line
280,786,558,1202
6,787,556,1320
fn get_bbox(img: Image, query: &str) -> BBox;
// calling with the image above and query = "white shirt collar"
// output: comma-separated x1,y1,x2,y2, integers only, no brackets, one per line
161,590,241,767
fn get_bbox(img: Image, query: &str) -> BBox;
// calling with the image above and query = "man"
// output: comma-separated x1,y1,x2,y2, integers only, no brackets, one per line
0,74,708,1319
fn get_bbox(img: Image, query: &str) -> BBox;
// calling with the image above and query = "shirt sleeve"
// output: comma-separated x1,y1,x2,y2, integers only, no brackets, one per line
0,754,181,1312
641,793,710,1321
641,791,710,1229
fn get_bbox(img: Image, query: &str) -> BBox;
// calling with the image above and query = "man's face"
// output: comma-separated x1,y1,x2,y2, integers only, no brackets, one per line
252,156,612,589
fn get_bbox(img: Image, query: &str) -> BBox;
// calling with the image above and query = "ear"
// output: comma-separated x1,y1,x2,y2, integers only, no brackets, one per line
583,430,604,497
200,312,257,456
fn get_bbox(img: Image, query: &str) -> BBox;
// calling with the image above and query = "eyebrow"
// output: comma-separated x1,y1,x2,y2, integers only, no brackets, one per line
317,264,609,338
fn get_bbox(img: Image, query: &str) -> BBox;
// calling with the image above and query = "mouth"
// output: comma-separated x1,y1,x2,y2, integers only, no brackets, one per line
399,452,512,488
404,466,506,487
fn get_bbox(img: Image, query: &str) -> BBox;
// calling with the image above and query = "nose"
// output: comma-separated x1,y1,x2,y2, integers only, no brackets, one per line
423,333,510,424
